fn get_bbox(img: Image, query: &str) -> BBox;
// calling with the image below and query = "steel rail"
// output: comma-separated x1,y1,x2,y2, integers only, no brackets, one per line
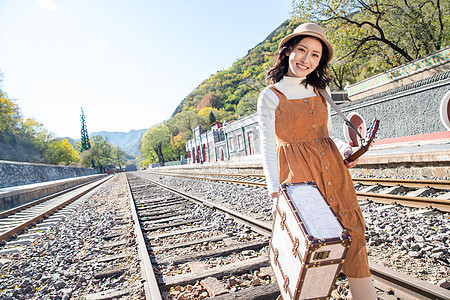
151,171,267,188
0,176,112,243
356,191,450,212
151,170,266,178
370,262,450,300
353,177,450,190
125,175,162,300
148,171,450,212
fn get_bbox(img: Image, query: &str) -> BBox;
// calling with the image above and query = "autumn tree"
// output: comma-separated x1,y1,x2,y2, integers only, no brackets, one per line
0,92,22,144
44,139,80,165
170,132,189,159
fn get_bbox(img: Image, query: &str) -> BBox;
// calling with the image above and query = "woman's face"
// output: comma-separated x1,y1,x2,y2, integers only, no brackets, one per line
286,37,323,78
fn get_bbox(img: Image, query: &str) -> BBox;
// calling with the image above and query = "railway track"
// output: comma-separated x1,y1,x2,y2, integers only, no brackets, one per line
146,170,450,212
127,172,450,299
0,175,111,244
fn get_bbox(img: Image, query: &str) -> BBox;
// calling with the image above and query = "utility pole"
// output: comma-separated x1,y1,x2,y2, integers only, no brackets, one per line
80,108,91,152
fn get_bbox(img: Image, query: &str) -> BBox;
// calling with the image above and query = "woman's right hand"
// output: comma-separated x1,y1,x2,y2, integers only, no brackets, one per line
270,192,279,216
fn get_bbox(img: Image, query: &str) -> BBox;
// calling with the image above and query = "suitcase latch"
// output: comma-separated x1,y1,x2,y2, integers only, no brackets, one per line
292,237,299,257
280,211,286,230
283,275,289,292
274,249,279,266
313,250,330,261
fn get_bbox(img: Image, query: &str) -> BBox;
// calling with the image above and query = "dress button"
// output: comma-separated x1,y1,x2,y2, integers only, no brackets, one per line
327,181,332,186
304,99,308,103
321,152,325,156
324,166,328,170
329,197,334,202
315,139,319,143
312,124,316,128
309,110,314,114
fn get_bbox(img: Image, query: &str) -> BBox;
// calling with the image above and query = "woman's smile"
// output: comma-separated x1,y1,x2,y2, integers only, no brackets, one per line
286,37,322,78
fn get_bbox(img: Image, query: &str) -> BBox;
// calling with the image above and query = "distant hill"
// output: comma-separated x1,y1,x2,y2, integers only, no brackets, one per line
90,129,147,157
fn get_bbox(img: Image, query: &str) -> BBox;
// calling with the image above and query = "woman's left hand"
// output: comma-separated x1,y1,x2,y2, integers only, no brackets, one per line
343,148,359,168
344,158,359,168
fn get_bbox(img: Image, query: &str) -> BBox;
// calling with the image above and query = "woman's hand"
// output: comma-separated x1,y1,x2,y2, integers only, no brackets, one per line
270,192,279,216
343,147,359,168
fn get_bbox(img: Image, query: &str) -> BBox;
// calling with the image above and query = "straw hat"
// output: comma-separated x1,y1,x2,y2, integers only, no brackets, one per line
278,23,334,62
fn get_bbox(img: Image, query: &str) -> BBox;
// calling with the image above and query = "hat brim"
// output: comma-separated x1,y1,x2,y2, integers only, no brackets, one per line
279,31,334,63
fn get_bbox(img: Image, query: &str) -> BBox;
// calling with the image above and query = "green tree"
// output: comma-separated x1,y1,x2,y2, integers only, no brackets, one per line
167,110,199,138
80,108,91,152
236,92,258,117
291,0,449,85
208,111,216,124
80,135,120,172
140,123,172,166
115,148,127,169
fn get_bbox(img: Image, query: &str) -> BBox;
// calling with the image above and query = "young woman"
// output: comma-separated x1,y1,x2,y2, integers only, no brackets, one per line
257,23,377,299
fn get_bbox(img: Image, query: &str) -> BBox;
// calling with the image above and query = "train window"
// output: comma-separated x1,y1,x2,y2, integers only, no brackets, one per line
342,112,366,147
440,90,450,131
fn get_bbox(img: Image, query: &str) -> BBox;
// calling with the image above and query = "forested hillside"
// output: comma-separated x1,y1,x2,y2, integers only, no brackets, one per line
172,21,295,119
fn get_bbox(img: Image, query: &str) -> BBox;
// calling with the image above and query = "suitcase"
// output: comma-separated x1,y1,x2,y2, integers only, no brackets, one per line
269,182,352,300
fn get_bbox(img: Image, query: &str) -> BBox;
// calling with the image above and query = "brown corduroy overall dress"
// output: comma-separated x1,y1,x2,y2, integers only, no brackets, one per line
271,86,371,278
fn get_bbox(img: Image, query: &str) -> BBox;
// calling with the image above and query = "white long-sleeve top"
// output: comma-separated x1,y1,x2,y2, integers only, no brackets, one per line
257,76,351,195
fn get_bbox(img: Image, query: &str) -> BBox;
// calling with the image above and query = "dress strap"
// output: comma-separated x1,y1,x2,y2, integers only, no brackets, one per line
268,86,287,101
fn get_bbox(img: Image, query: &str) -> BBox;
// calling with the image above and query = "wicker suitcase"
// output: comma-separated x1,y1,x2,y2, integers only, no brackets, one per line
269,182,352,300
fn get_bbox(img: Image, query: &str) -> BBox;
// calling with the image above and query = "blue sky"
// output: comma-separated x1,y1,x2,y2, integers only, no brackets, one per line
0,0,292,139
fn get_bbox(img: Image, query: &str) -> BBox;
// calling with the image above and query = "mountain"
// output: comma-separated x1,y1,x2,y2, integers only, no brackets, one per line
90,129,147,157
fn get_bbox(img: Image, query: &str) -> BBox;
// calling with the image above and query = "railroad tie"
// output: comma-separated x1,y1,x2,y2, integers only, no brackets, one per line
200,277,229,297
85,289,130,300
93,267,127,279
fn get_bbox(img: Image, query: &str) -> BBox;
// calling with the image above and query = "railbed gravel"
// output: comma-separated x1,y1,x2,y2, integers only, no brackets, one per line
0,174,145,300
140,170,450,290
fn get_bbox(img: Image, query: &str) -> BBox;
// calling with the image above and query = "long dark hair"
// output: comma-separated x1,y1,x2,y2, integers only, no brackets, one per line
266,36,332,89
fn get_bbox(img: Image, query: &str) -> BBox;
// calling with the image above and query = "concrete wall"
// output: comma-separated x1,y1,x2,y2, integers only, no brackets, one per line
0,174,106,210
330,72,450,141
0,160,97,189
347,47,450,101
